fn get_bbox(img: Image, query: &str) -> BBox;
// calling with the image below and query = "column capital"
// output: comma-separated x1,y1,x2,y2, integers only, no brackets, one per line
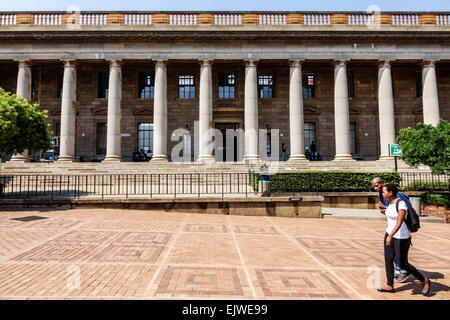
289,59,305,68
61,59,77,67
199,59,213,68
422,60,439,68
244,59,259,67
153,59,168,68
378,59,394,69
14,59,31,68
107,59,122,68
333,59,350,67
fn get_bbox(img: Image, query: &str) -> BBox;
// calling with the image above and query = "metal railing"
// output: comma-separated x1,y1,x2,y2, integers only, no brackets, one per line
0,172,258,199
399,172,450,191
1,172,448,200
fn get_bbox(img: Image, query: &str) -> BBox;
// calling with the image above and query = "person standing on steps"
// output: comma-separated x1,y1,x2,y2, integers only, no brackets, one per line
309,141,317,161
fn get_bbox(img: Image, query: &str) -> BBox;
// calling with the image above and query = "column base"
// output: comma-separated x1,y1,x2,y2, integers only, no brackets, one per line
378,155,395,161
333,154,355,161
244,154,260,164
288,154,308,162
9,155,29,162
57,156,75,162
197,155,215,164
151,155,168,162
103,155,122,162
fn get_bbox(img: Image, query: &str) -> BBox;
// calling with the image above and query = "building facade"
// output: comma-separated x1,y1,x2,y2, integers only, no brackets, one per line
0,11,449,162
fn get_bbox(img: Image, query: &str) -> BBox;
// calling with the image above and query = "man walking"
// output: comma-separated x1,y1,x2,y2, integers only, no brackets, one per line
372,177,412,283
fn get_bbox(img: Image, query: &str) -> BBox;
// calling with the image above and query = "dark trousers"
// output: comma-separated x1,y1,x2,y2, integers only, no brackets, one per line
384,233,425,286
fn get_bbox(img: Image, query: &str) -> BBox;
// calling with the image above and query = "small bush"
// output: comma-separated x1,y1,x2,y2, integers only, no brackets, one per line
253,171,401,193
421,193,450,208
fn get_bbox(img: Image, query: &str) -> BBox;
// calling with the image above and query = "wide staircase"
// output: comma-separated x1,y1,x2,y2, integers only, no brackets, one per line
0,159,429,175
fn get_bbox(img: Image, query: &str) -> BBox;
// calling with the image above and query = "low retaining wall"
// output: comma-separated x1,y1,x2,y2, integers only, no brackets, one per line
0,196,324,218
277,191,424,209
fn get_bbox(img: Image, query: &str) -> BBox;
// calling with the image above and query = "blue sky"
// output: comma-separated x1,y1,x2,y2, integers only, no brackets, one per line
0,0,449,11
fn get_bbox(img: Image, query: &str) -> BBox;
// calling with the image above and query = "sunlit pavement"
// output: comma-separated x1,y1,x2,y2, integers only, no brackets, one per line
0,208,448,300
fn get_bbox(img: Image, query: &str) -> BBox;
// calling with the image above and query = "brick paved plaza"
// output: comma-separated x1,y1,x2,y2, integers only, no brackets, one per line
0,208,449,300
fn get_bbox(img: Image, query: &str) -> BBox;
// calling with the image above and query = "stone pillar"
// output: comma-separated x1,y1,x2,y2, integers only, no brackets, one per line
103,59,122,162
288,60,307,162
58,60,77,162
152,60,168,161
333,60,354,161
198,59,214,162
377,60,396,160
10,60,32,162
243,60,260,163
422,60,440,127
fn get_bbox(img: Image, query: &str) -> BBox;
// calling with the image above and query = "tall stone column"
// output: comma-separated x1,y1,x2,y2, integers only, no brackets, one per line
377,60,396,160
422,60,440,126
288,59,307,161
58,60,77,162
10,60,32,162
152,59,168,161
333,60,354,161
243,60,260,163
103,59,122,162
198,59,214,162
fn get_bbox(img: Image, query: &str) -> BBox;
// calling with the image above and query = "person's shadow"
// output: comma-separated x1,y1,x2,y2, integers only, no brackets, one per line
394,270,448,297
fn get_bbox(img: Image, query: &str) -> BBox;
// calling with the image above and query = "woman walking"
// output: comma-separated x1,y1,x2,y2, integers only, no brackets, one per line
377,183,431,295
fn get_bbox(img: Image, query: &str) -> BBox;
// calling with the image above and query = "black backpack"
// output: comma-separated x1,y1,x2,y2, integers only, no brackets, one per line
396,200,420,233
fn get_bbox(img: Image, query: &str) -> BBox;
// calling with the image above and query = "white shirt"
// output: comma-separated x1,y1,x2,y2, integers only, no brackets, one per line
385,199,410,239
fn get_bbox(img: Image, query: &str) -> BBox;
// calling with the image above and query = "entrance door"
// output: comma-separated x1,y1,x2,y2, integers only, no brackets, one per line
96,123,107,155
215,123,239,162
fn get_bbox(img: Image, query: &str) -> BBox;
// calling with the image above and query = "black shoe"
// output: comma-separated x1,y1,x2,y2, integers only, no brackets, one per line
377,287,396,293
397,273,411,283
422,279,431,295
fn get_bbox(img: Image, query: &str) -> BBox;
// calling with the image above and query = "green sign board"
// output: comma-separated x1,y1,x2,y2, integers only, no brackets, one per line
389,144,402,156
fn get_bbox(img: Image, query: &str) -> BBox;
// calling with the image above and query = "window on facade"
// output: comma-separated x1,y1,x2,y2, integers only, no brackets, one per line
96,123,107,155
178,74,195,99
98,72,109,99
347,71,355,98
138,123,154,152
350,122,357,154
258,74,274,98
304,122,316,152
218,73,235,99
416,71,423,98
57,71,63,98
302,74,315,98
139,72,154,99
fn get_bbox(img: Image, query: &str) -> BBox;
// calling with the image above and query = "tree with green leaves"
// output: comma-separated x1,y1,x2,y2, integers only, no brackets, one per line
395,119,450,175
0,87,52,156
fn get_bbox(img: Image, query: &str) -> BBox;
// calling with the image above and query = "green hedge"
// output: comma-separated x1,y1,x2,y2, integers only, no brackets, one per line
254,171,401,193
420,193,450,208
400,181,449,192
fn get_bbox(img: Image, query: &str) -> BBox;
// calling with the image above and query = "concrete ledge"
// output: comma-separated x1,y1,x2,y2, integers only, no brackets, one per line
0,196,324,218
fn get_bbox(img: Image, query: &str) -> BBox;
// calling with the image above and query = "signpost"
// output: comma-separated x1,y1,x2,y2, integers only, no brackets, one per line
389,144,402,171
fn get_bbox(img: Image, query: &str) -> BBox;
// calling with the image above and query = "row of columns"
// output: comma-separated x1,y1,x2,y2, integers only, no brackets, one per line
9,59,441,162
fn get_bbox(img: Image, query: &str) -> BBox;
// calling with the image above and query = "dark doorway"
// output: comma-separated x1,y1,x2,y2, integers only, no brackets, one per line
215,123,239,162
96,123,107,155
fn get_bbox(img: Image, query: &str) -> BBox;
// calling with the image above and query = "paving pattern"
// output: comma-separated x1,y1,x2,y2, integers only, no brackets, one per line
0,208,449,300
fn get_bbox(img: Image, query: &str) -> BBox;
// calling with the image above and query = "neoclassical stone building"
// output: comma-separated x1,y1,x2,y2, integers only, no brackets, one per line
0,11,449,163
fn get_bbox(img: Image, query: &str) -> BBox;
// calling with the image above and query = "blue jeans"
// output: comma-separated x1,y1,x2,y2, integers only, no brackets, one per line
394,257,407,274
281,152,286,161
